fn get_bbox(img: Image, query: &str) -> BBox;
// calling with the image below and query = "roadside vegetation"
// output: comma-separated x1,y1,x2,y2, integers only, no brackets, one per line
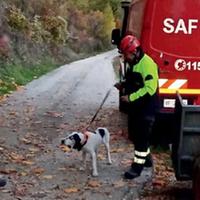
0,0,121,95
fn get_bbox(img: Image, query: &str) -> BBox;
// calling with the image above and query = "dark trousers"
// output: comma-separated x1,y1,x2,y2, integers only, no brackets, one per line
128,113,155,152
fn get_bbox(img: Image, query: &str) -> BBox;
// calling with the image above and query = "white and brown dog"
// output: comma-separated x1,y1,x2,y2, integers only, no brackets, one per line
61,127,112,177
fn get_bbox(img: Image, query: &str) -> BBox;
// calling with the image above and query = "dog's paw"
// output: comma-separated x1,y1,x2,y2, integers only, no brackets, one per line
108,160,112,165
79,167,85,171
92,172,98,177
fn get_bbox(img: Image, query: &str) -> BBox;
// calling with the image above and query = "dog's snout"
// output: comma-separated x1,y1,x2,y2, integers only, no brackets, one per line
61,139,65,145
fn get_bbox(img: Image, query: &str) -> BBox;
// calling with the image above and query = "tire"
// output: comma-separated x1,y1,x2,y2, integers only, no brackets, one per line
193,156,200,200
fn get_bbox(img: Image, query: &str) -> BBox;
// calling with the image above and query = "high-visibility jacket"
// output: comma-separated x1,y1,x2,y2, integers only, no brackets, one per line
125,53,159,118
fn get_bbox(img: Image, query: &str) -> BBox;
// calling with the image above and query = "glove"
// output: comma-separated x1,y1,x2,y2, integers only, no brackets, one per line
114,82,123,91
120,95,129,103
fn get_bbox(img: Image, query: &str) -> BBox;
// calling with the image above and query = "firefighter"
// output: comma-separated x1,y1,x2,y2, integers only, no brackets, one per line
115,34,159,179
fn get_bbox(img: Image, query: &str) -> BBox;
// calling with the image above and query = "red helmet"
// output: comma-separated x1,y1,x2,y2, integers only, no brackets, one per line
119,35,140,54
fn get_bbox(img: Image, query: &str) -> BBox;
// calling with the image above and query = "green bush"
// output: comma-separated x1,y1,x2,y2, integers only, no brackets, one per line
6,6,29,31
0,57,57,94
42,15,68,44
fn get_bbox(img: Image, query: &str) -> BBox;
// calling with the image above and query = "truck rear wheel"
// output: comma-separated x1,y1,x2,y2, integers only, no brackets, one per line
193,156,200,200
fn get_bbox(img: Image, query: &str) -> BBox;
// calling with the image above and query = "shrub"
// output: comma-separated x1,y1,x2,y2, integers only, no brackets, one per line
6,5,29,32
42,15,68,44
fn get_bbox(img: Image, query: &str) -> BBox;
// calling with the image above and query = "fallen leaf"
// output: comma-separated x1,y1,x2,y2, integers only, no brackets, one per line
9,111,17,116
120,159,132,165
42,175,53,179
87,180,101,188
111,148,125,153
28,147,40,153
0,147,4,151
113,180,126,188
152,179,166,187
0,168,17,174
97,154,105,160
1,189,10,193
45,111,64,118
58,167,67,171
22,160,34,165
64,187,79,193
33,121,42,124
60,145,70,152
21,138,32,144
10,152,24,161
14,185,27,196
20,172,28,176
32,167,45,175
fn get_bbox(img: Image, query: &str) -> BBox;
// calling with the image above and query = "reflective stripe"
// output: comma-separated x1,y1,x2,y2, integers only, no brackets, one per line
159,79,187,89
134,148,150,157
159,79,168,87
159,88,200,95
147,148,150,154
158,78,200,94
134,157,145,164
168,80,187,89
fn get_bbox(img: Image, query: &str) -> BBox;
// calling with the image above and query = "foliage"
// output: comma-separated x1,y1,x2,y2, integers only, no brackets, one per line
89,0,121,17
101,4,116,42
89,0,112,12
109,0,122,18
42,15,68,43
6,5,29,32
6,5,69,44
0,57,57,95
68,0,90,11
4,0,119,47
29,15,47,43
87,10,104,38
0,0,121,95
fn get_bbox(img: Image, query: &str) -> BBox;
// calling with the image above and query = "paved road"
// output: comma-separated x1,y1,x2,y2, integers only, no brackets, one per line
0,50,153,200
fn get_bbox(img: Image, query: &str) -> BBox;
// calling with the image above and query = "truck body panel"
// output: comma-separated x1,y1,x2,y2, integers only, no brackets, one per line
125,0,200,108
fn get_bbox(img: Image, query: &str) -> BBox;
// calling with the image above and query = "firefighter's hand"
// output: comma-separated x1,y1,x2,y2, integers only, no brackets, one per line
120,95,129,103
114,82,123,90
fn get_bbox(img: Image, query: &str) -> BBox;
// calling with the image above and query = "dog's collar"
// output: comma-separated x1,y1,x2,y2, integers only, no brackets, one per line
73,132,90,151
81,131,89,146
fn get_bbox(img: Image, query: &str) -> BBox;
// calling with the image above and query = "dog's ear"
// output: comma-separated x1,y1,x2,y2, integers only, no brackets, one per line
72,134,82,151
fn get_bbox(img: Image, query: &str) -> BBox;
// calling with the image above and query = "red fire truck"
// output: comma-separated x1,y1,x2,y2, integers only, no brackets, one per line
112,0,200,197
112,0,200,144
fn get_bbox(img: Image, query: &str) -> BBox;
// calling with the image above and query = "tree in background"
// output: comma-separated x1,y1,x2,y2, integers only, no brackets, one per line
0,0,122,94
4,0,119,53
98,4,115,45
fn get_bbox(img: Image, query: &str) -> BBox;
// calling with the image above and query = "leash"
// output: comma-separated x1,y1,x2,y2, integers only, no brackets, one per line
84,86,113,131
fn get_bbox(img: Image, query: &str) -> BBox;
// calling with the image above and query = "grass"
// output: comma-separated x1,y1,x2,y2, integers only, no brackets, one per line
0,57,57,95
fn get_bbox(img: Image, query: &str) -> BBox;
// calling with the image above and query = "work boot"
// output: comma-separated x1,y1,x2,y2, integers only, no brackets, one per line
131,154,153,169
0,178,6,187
144,154,153,168
124,163,143,179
